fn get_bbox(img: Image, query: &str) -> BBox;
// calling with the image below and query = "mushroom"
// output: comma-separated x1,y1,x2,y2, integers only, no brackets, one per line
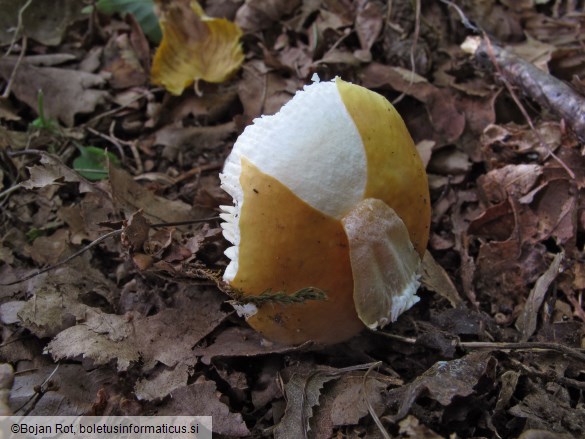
220,77,430,345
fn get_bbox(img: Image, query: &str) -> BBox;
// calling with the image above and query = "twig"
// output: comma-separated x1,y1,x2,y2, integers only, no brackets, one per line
0,216,219,286
2,35,27,99
375,332,585,363
173,162,223,184
363,361,391,439
84,88,159,126
509,358,585,390
14,363,59,415
391,0,421,105
480,36,576,178
0,229,123,286
4,0,33,56
439,0,480,33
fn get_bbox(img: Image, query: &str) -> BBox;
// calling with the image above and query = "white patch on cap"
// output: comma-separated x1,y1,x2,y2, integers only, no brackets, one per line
220,78,368,282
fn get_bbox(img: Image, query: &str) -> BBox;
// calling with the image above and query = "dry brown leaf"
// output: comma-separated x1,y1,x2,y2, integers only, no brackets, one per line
399,415,444,439
135,363,193,401
355,0,383,53
0,58,109,127
274,367,338,439
108,165,195,224
0,0,84,46
478,164,542,205
0,363,14,416
328,375,386,426
386,351,496,422
21,154,94,193
192,326,300,365
9,364,112,416
235,0,301,32
516,252,564,341
157,380,250,436
420,250,463,308
48,288,227,373
151,0,244,95
28,229,70,266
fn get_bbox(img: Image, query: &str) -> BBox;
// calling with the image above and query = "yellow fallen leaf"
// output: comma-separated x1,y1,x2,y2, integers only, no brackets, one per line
151,0,244,95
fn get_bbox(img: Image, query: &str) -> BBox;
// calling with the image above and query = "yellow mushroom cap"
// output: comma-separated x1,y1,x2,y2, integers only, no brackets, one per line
220,77,430,345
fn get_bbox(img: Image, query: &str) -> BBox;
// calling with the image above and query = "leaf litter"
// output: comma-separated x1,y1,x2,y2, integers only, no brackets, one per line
1,0,585,437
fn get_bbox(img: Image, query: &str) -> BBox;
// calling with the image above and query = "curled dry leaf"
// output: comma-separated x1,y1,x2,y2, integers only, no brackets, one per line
151,0,244,95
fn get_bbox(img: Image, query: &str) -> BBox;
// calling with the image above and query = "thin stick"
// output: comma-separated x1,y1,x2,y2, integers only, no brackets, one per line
375,331,585,363
391,0,421,105
0,216,220,286
363,361,391,439
481,36,576,179
2,35,27,99
0,229,122,286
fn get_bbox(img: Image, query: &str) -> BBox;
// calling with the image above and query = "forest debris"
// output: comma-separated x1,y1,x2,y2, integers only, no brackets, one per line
235,0,301,32
398,415,443,439
508,379,585,436
481,122,563,166
0,0,84,46
135,363,192,401
102,32,148,90
477,164,542,204
274,367,338,439
0,363,13,415
193,326,302,365
420,250,463,307
473,38,585,142
386,351,496,422
49,288,227,373
9,365,112,415
516,252,564,341
430,307,497,338
156,379,250,436
476,240,548,308
151,0,244,94
108,166,194,223
328,374,386,426
307,372,388,438
21,153,95,193
0,58,109,127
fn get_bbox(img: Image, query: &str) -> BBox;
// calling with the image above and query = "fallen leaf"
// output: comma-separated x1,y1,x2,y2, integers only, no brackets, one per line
0,0,84,46
399,415,444,439
192,326,300,365
516,252,564,341
156,380,250,436
386,351,496,422
9,365,113,415
328,374,386,426
420,250,463,308
151,0,244,94
274,366,338,439
108,165,196,224
48,287,227,373
355,0,383,53
97,0,162,43
235,0,301,32
477,164,543,205
135,363,192,401
0,58,109,127
509,379,585,436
